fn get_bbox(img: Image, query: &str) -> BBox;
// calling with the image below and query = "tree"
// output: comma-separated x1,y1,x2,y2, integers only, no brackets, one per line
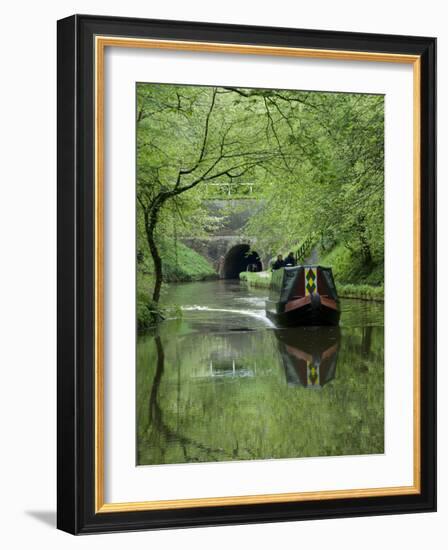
137,84,385,321
137,84,283,318
241,91,384,268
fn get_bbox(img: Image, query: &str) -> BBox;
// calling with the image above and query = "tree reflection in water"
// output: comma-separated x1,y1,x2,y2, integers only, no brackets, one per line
138,320,383,465
145,335,227,463
137,281,384,465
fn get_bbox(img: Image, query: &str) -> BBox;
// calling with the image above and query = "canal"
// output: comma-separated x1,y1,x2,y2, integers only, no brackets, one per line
137,279,384,465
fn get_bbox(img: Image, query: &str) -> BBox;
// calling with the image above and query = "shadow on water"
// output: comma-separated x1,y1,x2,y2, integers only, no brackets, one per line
137,280,384,465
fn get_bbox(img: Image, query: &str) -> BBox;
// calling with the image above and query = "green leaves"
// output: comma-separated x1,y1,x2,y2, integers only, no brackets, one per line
241,92,384,270
137,83,384,291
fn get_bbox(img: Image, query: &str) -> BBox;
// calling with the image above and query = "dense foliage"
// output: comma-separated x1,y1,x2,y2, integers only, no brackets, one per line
136,84,384,321
241,91,384,270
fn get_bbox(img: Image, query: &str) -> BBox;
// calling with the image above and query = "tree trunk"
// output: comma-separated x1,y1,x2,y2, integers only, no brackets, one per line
144,207,163,305
356,216,372,267
359,230,372,266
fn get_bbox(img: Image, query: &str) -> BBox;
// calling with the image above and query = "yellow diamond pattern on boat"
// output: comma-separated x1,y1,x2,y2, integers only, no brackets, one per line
308,364,320,386
305,268,316,295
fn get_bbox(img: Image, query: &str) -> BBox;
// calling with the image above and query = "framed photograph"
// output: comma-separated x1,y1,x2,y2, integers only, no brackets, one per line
57,14,436,534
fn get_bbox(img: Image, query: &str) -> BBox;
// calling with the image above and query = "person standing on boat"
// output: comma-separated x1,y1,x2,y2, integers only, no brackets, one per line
272,254,285,270
284,252,296,267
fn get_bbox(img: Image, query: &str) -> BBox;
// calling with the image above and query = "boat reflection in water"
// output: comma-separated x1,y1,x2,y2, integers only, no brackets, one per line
274,327,340,389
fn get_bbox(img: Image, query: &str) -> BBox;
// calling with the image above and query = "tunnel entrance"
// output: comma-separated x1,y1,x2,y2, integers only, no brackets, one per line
222,244,262,279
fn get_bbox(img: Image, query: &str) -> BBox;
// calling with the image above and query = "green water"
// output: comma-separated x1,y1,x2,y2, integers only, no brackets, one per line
137,280,384,465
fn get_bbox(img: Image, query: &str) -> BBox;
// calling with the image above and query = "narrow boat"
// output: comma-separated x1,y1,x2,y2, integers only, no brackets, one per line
265,265,340,326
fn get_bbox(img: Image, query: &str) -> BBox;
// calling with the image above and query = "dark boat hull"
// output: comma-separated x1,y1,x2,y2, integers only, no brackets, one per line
266,293,340,327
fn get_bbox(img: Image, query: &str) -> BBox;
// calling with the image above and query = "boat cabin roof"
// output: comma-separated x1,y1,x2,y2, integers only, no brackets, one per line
270,265,338,302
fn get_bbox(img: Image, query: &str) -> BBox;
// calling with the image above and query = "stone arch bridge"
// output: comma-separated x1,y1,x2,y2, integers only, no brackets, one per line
182,198,266,279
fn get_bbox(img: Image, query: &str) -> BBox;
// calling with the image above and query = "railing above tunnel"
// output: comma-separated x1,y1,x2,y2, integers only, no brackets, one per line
204,182,261,199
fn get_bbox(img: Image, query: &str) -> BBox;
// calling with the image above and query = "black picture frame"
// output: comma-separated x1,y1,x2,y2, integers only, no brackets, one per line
57,14,436,534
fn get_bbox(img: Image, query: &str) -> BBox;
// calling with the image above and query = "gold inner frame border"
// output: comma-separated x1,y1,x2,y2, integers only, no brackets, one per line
94,35,421,513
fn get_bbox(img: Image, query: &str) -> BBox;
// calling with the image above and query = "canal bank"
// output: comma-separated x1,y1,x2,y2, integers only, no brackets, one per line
240,271,384,302
137,240,218,329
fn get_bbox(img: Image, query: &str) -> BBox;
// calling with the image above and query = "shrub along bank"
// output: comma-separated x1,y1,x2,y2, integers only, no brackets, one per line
138,241,217,329
318,244,384,286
